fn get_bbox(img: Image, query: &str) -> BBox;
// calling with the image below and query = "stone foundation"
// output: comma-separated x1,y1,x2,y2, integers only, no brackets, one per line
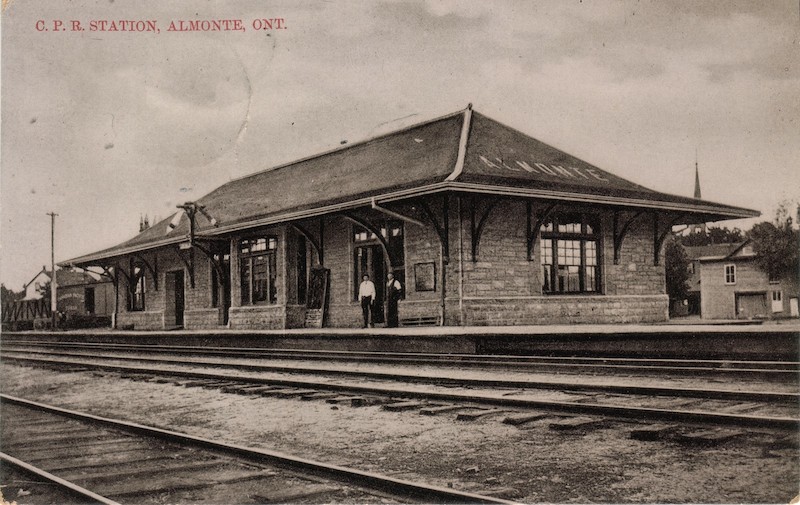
229,305,286,330
184,308,223,329
116,311,163,330
460,295,668,325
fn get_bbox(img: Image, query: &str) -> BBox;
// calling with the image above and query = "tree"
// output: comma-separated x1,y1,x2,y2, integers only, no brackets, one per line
36,279,52,302
664,236,691,304
679,225,744,246
1,284,24,304
748,202,799,281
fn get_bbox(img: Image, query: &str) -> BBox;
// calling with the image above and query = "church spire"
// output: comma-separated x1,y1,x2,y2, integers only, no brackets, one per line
691,153,706,234
693,159,702,199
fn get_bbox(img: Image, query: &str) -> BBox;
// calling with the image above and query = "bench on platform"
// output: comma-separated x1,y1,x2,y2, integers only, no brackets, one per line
400,316,440,327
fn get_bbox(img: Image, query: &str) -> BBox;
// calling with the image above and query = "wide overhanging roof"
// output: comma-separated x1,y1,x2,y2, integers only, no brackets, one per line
64,107,759,266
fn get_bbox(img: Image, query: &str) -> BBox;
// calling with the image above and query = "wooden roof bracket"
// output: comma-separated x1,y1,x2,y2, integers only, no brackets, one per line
527,201,558,261
132,253,159,291
419,195,450,264
653,212,687,265
613,210,645,265
192,241,228,284
343,213,394,271
470,195,500,262
289,222,324,267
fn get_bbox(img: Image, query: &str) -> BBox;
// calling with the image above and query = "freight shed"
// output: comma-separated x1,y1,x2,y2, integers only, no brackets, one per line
62,106,758,330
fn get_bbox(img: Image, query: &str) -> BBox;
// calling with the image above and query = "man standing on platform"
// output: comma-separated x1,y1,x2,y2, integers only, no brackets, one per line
358,274,376,328
385,272,403,328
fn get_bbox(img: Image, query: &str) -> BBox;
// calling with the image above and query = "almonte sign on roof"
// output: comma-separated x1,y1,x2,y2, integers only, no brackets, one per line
478,156,611,183
64,105,758,266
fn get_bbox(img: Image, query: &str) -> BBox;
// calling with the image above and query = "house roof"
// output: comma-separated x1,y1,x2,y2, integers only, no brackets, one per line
684,240,757,262
23,268,102,289
64,106,760,266
23,267,50,290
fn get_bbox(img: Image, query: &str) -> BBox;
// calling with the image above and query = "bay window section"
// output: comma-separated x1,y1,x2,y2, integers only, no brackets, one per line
540,214,600,294
240,236,277,305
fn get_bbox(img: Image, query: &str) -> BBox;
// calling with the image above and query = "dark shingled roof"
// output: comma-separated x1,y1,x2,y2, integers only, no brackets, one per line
64,107,759,265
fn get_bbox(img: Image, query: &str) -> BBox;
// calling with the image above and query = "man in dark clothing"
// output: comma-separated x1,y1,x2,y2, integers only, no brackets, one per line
385,272,402,328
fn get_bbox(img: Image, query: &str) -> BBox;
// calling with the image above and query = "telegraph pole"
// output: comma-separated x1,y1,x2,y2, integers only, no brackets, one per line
47,212,58,329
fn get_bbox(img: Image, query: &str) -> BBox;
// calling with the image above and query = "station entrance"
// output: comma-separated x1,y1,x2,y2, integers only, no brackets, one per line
354,244,385,324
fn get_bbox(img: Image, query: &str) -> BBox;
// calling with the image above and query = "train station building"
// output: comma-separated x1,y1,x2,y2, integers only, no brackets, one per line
63,106,758,330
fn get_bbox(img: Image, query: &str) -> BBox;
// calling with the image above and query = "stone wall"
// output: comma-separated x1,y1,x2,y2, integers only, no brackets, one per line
461,294,668,325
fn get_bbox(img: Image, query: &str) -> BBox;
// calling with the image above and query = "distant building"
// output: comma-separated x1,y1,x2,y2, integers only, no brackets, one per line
22,266,51,300
56,271,115,317
22,266,113,316
687,241,799,319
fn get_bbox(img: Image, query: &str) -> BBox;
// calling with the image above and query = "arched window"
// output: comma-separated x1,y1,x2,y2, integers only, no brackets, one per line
540,213,600,294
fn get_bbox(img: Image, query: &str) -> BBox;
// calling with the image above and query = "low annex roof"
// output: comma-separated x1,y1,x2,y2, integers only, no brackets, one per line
64,106,759,266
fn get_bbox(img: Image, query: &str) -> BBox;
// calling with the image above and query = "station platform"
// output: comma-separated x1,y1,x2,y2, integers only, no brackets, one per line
4,321,799,360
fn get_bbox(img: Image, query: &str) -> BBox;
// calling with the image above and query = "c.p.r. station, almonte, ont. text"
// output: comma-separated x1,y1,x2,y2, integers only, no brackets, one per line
34,18,286,33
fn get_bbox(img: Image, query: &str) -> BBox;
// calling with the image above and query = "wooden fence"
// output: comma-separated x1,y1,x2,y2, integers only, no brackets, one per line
2,299,51,324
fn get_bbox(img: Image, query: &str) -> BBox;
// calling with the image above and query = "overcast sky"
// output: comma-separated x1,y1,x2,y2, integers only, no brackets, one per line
2,0,798,290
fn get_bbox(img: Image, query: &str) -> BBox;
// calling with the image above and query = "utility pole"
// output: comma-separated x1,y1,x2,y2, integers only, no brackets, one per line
46,212,58,330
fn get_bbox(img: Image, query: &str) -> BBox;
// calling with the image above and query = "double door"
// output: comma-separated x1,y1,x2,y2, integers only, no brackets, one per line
355,244,385,324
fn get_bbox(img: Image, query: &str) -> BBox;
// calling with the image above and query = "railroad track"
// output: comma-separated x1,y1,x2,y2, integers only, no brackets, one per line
4,340,798,377
2,351,798,430
0,394,513,504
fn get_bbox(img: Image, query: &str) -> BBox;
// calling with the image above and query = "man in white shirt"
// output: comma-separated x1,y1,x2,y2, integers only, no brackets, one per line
358,274,376,328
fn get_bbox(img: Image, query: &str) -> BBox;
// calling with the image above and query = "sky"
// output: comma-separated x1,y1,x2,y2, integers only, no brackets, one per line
1,0,798,290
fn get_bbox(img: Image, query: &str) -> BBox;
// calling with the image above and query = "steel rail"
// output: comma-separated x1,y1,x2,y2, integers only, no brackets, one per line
2,348,797,404
4,355,799,430
0,452,121,505
0,394,516,505
5,340,797,373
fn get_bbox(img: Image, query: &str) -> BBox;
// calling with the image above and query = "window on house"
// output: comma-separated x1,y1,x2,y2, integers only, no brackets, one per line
724,264,736,285
772,290,783,313
239,236,277,305
128,266,146,311
540,213,600,294
768,271,780,284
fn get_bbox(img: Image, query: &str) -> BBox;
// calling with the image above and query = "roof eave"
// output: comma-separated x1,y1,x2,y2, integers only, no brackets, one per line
445,182,760,220
62,179,757,266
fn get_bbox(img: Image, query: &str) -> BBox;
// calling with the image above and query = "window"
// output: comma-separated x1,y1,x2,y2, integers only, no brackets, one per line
724,264,736,285
768,271,780,284
128,266,145,311
239,236,277,305
540,213,600,294
772,290,783,313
